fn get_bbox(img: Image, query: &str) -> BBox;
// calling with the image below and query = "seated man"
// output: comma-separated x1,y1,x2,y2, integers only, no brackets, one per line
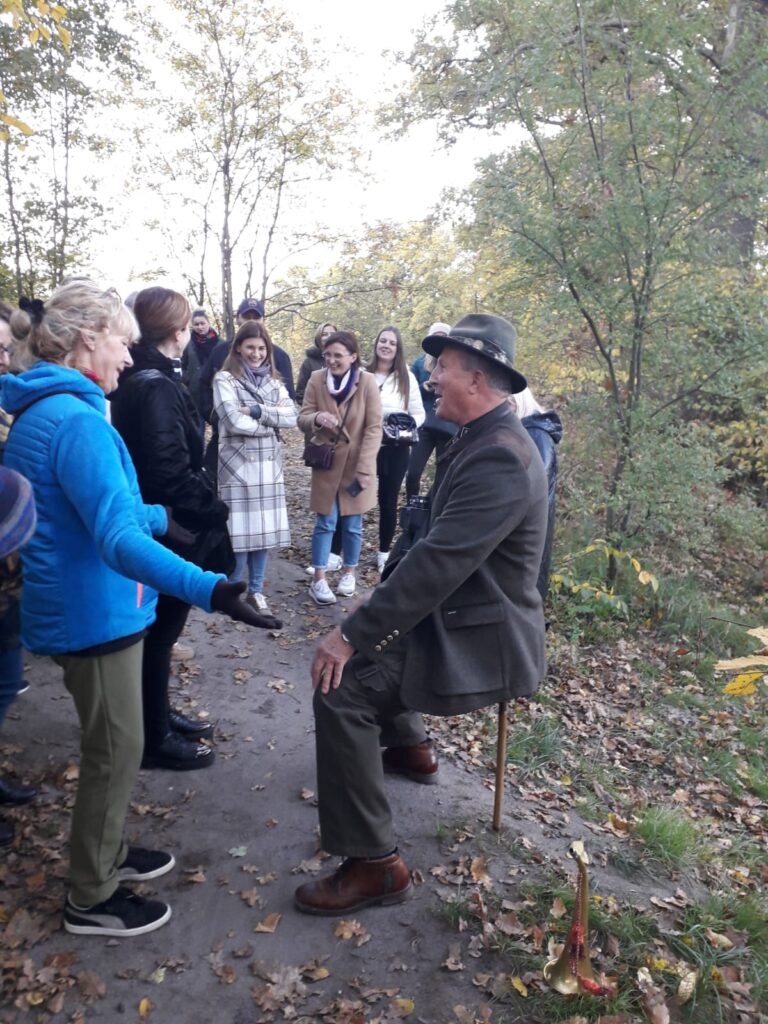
295,313,548,915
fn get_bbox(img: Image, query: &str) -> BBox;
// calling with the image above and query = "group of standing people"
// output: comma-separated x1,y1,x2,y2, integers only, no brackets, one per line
1,280,279,936
0,279,563,938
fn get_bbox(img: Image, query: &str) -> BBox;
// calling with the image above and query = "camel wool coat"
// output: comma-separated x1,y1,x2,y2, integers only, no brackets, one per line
298,369,382,516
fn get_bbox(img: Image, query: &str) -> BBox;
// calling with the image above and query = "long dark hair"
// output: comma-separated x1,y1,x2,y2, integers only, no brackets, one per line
222,320,275,378
365,325,409,404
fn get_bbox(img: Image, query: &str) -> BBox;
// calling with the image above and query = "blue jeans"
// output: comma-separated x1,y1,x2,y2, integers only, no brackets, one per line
0,647,24,728
231,550,269,594
312,501,362,569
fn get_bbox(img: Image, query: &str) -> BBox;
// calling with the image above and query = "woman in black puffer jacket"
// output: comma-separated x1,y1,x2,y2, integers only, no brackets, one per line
111,287,234,771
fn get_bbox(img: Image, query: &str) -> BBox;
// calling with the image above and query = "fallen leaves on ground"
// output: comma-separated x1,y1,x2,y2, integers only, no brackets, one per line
254,911,282,934
334,918,371,946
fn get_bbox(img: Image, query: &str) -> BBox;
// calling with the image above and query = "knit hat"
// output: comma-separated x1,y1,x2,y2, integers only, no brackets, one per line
428,322,451,336
0,467,36,558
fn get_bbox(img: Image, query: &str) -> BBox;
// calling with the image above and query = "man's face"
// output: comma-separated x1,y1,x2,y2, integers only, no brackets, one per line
191,315,209,337
429,345,475,425
238,311,263,325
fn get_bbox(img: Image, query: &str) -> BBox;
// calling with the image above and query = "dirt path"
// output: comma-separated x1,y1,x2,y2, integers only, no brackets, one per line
0,437,692,1023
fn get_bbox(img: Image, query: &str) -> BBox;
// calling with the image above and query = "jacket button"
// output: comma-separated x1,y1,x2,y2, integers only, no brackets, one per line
393,630,400,637
374,645,382,653
386,634,394,641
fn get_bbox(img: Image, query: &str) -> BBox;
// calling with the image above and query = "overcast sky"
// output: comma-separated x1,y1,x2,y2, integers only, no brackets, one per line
92,0,489,296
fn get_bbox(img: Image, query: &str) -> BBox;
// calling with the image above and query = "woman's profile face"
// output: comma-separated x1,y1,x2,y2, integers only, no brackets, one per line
92,329,134,393
324,341,356,376
239,337,268,368
320,323,336,342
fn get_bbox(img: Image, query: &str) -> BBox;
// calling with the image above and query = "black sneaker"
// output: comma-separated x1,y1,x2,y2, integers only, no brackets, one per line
117,847,175,882
168,708,214,739
64,887,171,937
141,732,215,771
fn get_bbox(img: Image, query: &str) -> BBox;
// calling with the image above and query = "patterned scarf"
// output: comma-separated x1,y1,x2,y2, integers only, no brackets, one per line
326,367,357,404
240,360,271,391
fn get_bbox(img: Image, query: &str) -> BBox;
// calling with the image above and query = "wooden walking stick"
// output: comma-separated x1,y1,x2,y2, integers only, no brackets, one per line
492,700,508,831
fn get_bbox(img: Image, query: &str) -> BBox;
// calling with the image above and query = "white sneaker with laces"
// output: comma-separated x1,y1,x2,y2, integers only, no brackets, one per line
376,550,389,573
336,573,356,597
305,553,344,576
309,578,337,605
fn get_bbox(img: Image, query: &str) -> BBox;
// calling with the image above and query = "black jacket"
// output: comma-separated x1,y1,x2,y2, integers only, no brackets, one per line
296,344,324,404
521,410,562,601
181,330,220,418
110,345,228,532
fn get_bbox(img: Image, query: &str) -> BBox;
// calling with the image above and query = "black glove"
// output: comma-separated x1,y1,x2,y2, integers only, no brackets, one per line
210,580,282,630
163,508,196,548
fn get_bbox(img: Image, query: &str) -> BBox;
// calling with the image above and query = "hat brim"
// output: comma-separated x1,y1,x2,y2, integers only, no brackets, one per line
421,335,528,395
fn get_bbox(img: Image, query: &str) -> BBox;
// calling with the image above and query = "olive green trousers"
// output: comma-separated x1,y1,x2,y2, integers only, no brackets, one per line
54,641,144,906
312,650,427,859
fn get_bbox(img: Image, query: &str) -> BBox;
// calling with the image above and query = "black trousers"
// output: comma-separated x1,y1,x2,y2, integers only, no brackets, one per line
142,594,191,748
376,445,411,552
405,427,453,500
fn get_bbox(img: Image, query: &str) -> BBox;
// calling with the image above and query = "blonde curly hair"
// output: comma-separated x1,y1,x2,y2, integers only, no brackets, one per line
10,278,138,366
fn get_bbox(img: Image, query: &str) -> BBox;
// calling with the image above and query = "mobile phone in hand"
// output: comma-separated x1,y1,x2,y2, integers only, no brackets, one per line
345,478,362,497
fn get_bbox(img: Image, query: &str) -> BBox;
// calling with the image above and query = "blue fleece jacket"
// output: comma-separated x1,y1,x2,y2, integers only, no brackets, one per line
1,363,223,655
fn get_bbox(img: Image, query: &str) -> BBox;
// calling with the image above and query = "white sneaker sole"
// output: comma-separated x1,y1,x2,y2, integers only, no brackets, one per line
64,904,172,937
309,590,337,605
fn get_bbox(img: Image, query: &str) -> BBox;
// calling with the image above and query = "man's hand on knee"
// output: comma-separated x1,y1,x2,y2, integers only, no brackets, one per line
312,628,355,694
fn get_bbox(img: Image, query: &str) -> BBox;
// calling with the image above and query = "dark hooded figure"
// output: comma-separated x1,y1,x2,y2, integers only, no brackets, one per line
513,387,562,602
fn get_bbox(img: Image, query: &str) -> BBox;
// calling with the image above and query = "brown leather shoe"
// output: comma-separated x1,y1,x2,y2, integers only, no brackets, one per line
294,853,412,916
382,740,439,785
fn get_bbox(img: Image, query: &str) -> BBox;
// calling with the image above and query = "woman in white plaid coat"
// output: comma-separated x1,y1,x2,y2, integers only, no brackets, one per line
213,322,297,614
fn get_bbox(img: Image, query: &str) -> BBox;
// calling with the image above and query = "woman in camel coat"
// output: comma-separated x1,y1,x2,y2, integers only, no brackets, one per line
298,330,381,605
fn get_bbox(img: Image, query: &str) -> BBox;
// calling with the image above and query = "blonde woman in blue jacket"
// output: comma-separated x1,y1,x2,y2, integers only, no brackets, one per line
3,280,279,939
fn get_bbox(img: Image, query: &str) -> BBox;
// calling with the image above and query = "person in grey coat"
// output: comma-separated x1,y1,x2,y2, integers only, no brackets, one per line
294,313,548,916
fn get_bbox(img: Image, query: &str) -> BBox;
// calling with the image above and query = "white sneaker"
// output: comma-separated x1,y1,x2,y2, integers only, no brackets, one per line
309,578,337,605
305,553,344,576
171,642,195,661
376,550,390,573
247,592,269,612
336,573,356,598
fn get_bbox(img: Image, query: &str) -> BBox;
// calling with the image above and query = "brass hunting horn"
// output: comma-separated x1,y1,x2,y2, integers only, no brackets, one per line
543,841,614,997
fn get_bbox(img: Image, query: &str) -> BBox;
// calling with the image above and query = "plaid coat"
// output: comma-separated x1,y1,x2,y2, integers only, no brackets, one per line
213,371,297,552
